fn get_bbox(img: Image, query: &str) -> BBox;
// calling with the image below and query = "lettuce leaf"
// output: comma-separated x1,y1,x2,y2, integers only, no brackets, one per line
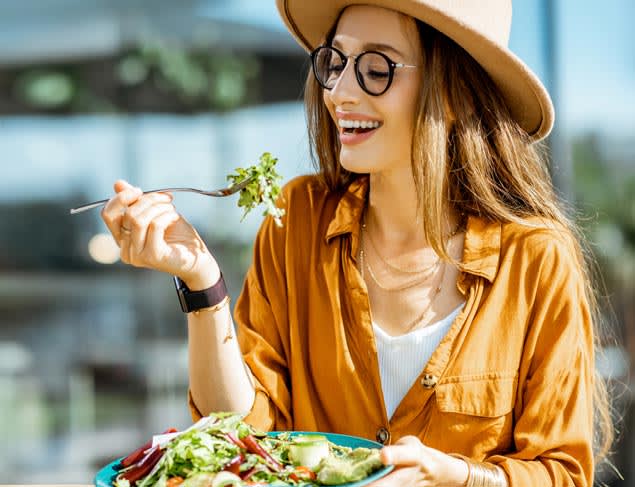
227,152,285,227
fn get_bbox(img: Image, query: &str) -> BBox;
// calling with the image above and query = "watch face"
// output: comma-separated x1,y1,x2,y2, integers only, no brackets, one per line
173,276,190,313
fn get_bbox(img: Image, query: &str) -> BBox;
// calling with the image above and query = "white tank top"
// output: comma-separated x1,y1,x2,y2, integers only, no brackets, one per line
373,303,464,419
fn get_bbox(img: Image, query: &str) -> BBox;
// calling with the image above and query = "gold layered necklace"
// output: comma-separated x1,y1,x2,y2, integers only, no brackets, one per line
359,217,460,292
359,214,461,333
364,219,441,275
399,266,447,333
361,226,441,292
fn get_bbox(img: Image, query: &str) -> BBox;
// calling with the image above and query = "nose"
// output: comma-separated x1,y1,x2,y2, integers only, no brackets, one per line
327,60,361,106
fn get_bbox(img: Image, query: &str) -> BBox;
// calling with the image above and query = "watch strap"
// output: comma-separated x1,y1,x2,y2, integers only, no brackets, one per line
173,274,228,313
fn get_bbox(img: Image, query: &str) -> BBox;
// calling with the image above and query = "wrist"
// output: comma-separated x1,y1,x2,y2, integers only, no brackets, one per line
448,454,470,487
181,255,221,291
174,273,229,314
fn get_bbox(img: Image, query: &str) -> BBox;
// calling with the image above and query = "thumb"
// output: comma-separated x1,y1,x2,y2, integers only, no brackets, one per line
114,179,135,193
380,437,423,466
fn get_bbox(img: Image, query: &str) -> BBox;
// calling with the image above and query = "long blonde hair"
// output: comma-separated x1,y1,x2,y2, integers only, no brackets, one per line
304,15,613,463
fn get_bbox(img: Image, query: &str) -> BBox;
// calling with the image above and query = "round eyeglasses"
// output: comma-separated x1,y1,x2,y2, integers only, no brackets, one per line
310,45,418,96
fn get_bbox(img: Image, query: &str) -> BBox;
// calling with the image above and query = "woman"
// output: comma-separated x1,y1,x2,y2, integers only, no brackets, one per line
101,1,612,486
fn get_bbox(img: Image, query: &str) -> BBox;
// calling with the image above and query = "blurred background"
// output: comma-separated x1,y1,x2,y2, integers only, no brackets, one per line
0,0,632,484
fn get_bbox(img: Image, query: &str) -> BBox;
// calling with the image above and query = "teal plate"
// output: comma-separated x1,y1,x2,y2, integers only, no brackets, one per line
95,431,393,487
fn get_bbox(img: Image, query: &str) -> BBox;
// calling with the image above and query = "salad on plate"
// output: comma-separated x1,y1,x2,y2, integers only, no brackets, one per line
109,412,388,487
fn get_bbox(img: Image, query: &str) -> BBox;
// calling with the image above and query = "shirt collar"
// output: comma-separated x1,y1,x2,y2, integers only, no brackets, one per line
325,175,369,259
325,176,501,283
460,215,501,283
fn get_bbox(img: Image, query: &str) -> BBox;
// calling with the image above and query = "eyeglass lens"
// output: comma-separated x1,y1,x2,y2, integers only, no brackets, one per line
312,47,393,96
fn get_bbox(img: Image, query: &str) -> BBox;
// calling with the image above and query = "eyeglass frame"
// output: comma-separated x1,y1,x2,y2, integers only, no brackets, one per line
310,45,419,96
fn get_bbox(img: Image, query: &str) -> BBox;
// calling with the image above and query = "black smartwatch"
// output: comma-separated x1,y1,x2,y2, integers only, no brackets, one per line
173,274,228,313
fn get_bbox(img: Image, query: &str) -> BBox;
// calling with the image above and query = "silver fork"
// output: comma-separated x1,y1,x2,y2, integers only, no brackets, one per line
69,176,255,215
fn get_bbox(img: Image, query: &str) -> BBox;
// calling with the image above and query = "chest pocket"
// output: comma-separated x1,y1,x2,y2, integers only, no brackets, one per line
425,372,517,457
435,372,517,417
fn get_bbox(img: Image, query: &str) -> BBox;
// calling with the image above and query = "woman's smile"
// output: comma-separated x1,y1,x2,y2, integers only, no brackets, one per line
337,110,384,145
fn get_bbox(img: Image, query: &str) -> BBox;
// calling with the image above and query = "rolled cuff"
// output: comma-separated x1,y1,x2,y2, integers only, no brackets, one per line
187,382,280,432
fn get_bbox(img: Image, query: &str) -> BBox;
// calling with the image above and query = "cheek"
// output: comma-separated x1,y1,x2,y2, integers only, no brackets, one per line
383,98,417,139
390,82,420,135
323,91,335,120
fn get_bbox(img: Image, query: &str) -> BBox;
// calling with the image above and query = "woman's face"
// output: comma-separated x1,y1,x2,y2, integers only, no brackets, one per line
323,6,422,175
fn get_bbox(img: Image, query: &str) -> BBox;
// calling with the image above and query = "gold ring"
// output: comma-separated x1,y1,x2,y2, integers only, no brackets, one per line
121,226,132,233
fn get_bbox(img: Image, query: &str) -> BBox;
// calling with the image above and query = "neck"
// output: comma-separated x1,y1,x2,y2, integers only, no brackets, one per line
366,167,458,251
367,168,420,242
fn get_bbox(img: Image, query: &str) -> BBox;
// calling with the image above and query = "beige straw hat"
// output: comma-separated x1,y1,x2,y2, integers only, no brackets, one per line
275,0,554,140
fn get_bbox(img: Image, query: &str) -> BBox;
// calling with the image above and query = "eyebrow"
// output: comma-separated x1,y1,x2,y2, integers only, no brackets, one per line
331,40,406,59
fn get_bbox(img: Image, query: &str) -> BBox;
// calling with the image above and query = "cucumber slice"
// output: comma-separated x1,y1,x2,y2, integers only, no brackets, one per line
289,436,330,469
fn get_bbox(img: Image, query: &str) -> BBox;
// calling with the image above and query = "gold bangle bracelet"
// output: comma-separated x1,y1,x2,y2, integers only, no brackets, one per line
449,454,507,487
192,295,231,313
192,296,234,342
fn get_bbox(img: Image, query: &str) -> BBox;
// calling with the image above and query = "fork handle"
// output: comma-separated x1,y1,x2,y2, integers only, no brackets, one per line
69,188,192,215
69,199,111,214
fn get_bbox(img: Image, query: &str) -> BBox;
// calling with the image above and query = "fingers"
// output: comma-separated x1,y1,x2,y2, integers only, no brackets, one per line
119,205,175,265
119,226,133,265
100,181,211,279
380,436,425,467
113,179,132,193
371,439,428,487
124,194,174,253
119,194,176,266
376,439,469,487
100,179,177,265
101,182,143,241
144,210,182,264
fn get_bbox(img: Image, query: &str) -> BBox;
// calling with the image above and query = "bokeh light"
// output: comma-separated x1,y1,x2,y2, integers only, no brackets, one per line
88,233,120,264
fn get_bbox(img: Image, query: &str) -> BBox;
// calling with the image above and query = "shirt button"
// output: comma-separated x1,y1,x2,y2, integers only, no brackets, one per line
376,427,390,444
421,374,438,389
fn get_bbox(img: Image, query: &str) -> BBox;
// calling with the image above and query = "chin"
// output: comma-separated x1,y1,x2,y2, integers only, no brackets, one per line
338,147,378,174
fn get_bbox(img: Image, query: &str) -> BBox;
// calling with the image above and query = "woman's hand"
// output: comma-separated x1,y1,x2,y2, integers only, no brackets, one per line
367,436,469,487
101,179,219,290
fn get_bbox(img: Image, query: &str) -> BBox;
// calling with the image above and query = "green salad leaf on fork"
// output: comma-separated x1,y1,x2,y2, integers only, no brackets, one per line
227,152,285,227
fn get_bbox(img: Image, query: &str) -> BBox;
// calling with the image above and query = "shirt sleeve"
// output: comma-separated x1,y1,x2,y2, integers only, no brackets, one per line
486,233,595,486
234,267,292,431
186,218,292,429
231,181,298,432
188,176,317,429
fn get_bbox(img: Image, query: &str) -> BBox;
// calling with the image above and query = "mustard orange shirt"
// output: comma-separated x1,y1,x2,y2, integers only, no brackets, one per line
190,175,594,486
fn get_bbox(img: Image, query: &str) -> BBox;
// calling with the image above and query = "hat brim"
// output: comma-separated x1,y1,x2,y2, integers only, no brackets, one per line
276,0,554,140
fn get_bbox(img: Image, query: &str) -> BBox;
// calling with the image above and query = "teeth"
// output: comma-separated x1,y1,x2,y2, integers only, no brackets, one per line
338,119,381,129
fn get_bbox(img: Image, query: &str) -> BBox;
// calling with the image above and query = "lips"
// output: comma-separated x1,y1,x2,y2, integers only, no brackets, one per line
338,123,381,145
335,111,382,145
